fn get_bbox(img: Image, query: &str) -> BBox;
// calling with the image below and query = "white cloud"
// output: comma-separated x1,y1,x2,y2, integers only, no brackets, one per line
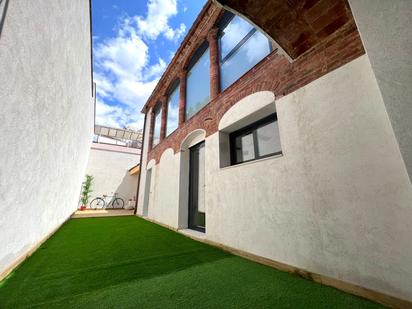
168,50,176,60
144,58,166,81
164,23,186,41
93,72,113,98
93,0,187,129
136,0,186,41
95,25,148,81
95,98,126,128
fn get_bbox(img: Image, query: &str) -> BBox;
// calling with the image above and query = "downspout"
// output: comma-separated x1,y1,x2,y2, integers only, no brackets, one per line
89,0,94,97
0,0,10,39
134,112,147,215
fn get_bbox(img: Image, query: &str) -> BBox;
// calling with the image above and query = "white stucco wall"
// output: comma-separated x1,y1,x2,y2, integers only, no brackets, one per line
137,112,153,215
149,149,180,227
138,55,412,301
207,55,412,300
348,0,412,183
85,147,140,204
0,0,93,276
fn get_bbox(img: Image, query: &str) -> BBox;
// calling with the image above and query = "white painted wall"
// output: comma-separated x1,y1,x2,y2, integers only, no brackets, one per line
137,111,153,215
0,0,93,276
85,146,140,204
348,0,412,183
147,150,180,227
208,55,412,301
138,55,412,301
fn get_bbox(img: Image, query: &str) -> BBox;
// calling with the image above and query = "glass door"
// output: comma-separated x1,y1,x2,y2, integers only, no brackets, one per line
188,141,205,232
142,169,152,217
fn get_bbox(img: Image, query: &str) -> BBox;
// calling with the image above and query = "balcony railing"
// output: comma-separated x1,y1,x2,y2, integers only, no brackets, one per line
94,125,143,149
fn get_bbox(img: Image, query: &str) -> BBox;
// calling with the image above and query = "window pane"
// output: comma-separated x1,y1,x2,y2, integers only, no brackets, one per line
256,121,281,157
220,30,271,91
152,107,161,146
235,133,255,163
220,15,254,60
186,48,210,120
166,85,179,136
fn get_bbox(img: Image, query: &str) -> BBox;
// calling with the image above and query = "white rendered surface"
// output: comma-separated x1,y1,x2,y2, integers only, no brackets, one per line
85,148,139,205
137,56,412,300
0,0,93,275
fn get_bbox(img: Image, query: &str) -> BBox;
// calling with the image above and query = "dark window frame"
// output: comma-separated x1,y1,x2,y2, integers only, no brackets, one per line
218,11,273,72
165,80,180,137
185,41,210,120
187,41,209,71
229,113,282,165
151,103,162,148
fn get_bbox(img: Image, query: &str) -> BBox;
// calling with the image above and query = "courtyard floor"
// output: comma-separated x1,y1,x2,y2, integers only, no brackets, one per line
0,216,384,308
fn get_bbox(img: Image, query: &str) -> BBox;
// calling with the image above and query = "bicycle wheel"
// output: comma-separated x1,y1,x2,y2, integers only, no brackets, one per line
112,197,125,209
90,197,105,210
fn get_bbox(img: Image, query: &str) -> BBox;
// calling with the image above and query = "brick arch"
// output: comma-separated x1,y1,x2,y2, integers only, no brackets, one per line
180,129,207,151
212,0,355,59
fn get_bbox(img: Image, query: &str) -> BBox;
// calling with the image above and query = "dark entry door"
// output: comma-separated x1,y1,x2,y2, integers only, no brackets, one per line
189,141,205,232
142,168,152,217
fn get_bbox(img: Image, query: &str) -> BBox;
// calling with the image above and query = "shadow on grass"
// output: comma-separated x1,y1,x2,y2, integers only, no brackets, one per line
0,217,231,308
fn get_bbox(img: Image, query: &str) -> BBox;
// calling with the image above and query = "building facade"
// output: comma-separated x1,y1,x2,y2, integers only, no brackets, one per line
136,0,412,304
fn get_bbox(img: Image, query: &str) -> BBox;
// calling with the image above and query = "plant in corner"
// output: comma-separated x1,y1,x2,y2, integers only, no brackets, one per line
80,175,93,211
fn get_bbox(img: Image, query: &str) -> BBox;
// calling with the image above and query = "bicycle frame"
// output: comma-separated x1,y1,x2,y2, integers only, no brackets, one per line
102,193,118,207
90,193,124,209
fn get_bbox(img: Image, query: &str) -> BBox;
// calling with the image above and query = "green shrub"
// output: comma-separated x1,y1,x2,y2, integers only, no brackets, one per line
80,175,93,205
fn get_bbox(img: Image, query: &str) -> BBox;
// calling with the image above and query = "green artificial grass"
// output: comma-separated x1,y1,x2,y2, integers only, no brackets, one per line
0,216,384,308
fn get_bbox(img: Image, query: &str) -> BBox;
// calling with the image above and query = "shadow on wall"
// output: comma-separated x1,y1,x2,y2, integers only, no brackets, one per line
0,0,10,39
78,171,138,208
114,170,139,206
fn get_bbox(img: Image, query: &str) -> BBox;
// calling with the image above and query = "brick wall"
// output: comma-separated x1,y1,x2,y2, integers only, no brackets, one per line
218,0,354,59
145,1,365,164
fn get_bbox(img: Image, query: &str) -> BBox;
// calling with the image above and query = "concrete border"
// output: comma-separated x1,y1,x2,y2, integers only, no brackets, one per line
71,209,134,218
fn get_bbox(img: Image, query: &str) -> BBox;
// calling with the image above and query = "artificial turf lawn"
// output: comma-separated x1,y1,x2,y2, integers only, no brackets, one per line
0,216,384,308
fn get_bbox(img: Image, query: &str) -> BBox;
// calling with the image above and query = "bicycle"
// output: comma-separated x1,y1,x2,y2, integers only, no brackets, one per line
89,193,125,210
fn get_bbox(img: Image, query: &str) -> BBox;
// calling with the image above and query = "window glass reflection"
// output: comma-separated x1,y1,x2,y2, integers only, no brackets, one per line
186,48,210,120
235,133,255,163
220,15,271,91
220,15,254,60
152,106,161,146
166,85,179,136
256,121,281,157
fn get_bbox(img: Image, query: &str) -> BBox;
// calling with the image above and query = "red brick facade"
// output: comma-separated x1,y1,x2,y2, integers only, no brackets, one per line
217,0,355,59
207,27,220,100
144,0,365,164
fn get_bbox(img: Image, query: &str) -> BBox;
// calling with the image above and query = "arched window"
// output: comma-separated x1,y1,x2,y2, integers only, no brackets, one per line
166,81,179,136
219,13,272,91
152,104,162,147
185,42,210,120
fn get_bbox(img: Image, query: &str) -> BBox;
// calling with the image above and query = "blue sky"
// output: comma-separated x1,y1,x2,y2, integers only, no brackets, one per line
92,0,207,131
